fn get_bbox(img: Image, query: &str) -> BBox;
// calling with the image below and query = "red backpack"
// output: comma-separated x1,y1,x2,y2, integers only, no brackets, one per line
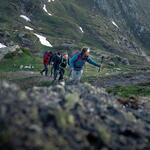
43,52,49,65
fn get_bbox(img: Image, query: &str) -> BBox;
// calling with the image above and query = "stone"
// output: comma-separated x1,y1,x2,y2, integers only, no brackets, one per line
0,81,150,149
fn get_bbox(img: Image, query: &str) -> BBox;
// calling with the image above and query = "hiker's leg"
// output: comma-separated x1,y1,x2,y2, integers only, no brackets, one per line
59,68,65,80
45,64,48,76
68,67,72,77
53,68,58,80
40,64,46,75
71,70,83,83
71,70,78,81
50,65,54,77
77,70,83,81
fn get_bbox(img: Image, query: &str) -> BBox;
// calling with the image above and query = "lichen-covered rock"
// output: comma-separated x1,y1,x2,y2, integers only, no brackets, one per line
0,81,150,150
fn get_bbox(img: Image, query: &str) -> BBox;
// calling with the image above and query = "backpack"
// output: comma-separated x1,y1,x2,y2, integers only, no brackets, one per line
60,58,67,68
52,53,62,67
68,50,80,65
43,52,49,64
73,53,81,65
43,52,48,58
72,52,88,67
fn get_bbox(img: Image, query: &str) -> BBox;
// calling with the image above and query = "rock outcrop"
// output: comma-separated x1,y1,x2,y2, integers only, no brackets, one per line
0,81,150,150
0,45,20,61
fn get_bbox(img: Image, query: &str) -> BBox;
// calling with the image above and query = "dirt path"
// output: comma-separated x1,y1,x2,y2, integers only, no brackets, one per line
0,71,54,89
92,72,150,88
1,71,150,89
0,71,51,80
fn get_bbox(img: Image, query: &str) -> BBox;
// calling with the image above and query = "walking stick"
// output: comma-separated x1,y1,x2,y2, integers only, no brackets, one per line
98,56,104,72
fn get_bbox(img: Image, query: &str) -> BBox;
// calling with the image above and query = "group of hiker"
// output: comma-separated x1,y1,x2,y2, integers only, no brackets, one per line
40,47,101,82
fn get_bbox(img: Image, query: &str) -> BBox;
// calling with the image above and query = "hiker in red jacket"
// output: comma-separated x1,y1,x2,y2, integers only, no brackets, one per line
40,51,53,76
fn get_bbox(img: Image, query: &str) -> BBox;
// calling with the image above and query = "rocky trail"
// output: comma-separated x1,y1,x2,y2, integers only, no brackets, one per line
92,71,150,88
1,70,150,89
0,70,150,150
0,71,54,89
0,80,150,150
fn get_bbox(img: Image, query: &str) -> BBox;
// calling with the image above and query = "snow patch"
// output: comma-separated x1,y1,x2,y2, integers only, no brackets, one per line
43,4,52,16
20,15,31,22
112,20,119,28
34,33,53,47
25,26,34,31
20,65,24,70
20,65,34,70
0,43,6,48
24,65,34,69
48,0,55,2
79,26,84,33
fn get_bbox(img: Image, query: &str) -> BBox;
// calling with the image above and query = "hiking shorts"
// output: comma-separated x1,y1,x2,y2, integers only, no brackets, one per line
71,70,83,81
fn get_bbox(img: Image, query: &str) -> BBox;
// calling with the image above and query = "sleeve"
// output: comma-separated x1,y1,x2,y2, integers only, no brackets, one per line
87,57,100,67
69,54,78,68
51,55,55,62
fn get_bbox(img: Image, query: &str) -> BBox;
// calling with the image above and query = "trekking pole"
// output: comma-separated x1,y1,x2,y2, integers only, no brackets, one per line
98,66,101,72
98,56,104,72
96,56,104,83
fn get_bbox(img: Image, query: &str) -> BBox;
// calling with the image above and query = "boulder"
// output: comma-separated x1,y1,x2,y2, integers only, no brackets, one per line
0,81,149,150
0,45,20,61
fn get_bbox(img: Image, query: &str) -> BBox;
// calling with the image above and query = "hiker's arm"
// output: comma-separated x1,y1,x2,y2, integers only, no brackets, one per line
69,55,78,68
87,57,100,67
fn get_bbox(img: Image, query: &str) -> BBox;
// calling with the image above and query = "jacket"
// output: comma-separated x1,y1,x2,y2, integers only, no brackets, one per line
51,53,62,69
69,52,100,71
43,52,51,65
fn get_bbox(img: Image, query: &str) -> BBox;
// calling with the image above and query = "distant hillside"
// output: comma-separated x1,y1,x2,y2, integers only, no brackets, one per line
0,0,150,62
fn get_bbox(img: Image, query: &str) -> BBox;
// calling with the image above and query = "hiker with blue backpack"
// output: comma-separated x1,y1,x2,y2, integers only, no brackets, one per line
69,47,100,82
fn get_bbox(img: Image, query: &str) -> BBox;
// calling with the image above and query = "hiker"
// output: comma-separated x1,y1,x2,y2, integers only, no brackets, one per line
68,50,79,76
51,52,62,80
69,47,100,82
40,51,53,76
49,52,55,77
59,54,68,81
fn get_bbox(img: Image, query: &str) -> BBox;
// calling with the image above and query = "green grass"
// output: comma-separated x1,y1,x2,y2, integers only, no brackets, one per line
38,81,53,87
0,53,42,72
107,85,150,98
82,62,133,82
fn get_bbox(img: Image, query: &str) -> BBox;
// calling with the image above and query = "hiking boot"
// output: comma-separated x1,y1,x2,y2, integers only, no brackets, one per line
40,71,43,75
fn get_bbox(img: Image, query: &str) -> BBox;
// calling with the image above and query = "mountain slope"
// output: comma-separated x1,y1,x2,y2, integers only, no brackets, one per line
0,0,150,62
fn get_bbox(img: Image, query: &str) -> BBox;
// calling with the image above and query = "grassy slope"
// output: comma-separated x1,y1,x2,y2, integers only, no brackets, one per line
107,85,150,98
0,48,42,72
